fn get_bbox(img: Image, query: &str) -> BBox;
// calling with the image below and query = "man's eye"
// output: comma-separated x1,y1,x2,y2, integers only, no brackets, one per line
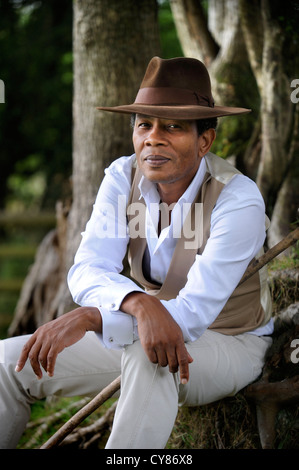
138,122,150,128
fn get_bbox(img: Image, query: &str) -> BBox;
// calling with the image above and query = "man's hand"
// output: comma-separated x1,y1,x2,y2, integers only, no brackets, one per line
15,307,102,379
121,292,193,384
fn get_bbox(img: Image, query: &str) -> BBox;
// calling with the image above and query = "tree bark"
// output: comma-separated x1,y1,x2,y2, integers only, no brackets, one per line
267,103,299,250
171,0,257,109
255,0,291,202
169,0,219,64
239,0,263,90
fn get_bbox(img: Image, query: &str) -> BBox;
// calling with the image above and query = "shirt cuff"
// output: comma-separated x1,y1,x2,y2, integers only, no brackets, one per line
96,306,135,349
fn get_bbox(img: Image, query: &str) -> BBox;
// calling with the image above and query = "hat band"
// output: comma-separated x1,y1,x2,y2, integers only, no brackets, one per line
135,87,213,107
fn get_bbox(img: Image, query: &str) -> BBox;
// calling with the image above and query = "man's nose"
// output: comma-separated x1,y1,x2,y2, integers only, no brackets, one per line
145,124,167,146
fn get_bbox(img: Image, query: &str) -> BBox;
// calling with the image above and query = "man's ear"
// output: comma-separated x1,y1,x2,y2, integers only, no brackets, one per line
198,128,216,157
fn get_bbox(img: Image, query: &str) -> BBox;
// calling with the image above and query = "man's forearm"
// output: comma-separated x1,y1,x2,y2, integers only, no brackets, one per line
120,291,152,318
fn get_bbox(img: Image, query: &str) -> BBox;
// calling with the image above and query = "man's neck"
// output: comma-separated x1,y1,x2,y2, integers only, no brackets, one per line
157,175,196,206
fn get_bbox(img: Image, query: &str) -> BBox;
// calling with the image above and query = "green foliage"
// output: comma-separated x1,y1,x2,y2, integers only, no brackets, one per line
0,0,73,210
269,244,299,273
158,1,183,58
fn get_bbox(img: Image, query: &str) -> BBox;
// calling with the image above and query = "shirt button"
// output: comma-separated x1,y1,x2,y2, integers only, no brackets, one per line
109,337,114,343
110,303,116,309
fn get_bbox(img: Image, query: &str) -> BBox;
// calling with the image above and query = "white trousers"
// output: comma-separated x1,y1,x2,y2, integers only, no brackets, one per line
0,330,271,449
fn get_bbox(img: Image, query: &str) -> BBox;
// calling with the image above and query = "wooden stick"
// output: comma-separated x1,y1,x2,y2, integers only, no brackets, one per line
40,226,299,449
40,375,121,449
239,226,299,285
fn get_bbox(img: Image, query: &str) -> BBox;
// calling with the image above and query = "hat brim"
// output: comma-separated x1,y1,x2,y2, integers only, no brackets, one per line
96,104,251,120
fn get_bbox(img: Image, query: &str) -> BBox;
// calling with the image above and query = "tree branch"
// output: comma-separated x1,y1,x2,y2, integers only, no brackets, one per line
239,227,299,285
239,0,264,90
170,0,219,64
182,0,219,64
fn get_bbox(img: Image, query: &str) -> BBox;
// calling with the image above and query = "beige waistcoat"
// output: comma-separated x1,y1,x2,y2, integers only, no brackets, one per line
127,152,272,335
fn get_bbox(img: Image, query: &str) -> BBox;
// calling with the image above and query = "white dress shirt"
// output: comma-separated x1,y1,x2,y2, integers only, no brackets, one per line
67,153,274,349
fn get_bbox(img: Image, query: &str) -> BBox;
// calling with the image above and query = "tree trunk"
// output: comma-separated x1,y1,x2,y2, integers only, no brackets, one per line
267,153,299,254
9,0,160,334
255,0,293,203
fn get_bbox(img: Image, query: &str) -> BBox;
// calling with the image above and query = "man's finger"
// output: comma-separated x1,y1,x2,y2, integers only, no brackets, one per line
155,346,169,368
165,346,179,373
15,336,36,373
37,342,52,374
177,347,193,384
45,344,60,377
29,340,48,379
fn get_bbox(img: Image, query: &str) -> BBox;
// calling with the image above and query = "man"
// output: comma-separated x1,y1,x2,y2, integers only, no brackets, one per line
0,57,273,449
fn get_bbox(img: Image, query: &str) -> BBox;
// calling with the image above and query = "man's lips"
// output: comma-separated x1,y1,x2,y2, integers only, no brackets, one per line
143,155,170,166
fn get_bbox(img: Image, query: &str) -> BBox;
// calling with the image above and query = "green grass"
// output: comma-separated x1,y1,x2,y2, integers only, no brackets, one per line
268,243,299,273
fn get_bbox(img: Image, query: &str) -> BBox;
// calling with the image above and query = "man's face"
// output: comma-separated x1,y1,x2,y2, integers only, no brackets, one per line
133,114,210,199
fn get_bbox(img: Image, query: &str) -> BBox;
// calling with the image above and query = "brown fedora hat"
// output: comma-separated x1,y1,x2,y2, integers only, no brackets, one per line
97,56,251,120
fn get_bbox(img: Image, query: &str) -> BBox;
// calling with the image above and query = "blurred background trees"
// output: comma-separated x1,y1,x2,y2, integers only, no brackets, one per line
0,0,73,211
0,0,298,337
0,0,72,334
